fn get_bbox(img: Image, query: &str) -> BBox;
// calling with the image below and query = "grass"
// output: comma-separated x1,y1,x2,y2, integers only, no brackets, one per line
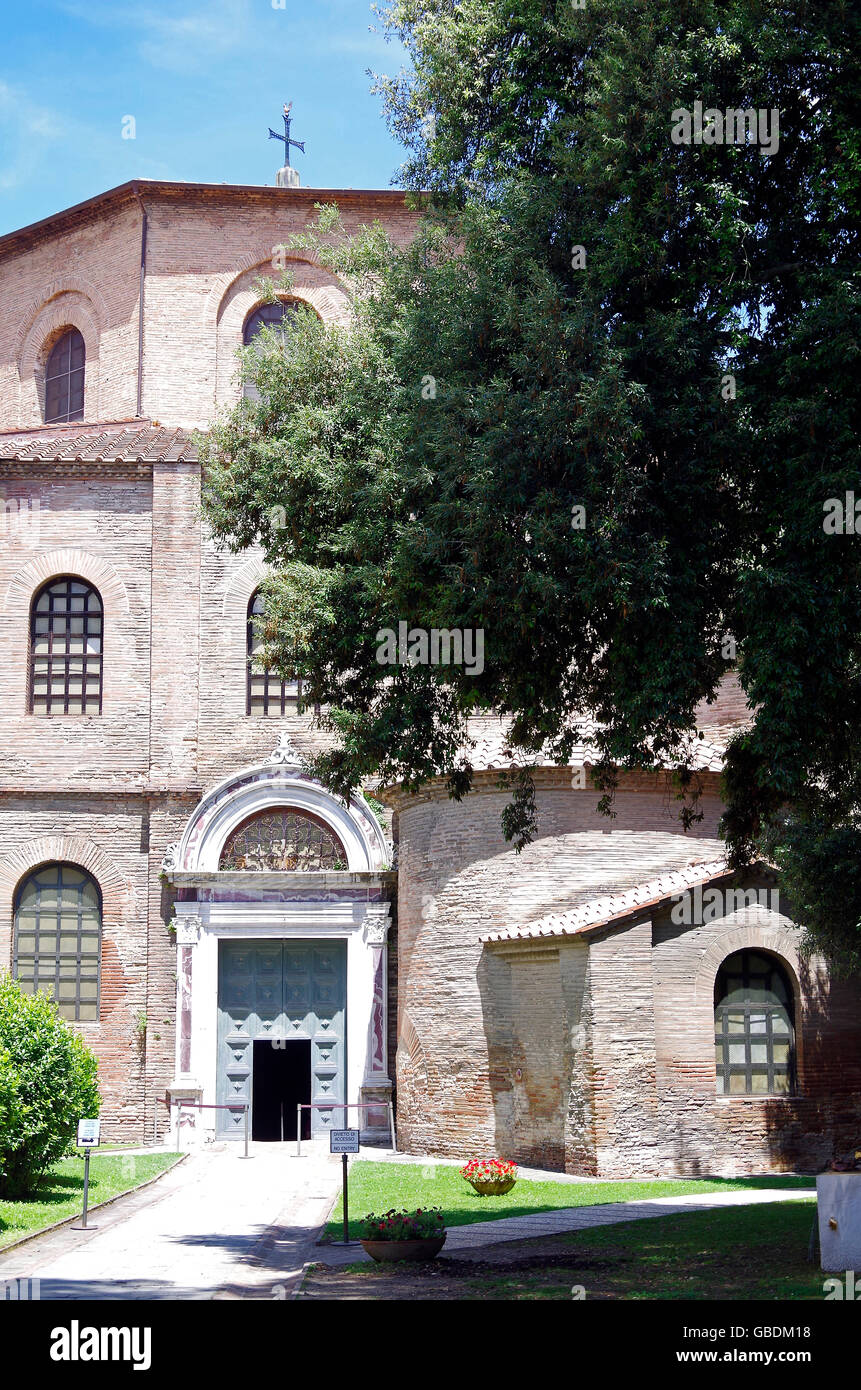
325,1159,816,1242
460,1200,821,1300
0,1152,181,1250
311,1201,822,1301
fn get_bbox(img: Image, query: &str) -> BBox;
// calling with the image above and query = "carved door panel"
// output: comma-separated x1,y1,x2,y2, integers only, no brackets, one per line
216,940,346,1139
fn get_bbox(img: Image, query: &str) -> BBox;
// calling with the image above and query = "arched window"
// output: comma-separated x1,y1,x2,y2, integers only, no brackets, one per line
714,950,795,1096
242,300,300,401
13,863,102,1021
30,576,103,715
44,328,85,424
247,589,309,716
219,809,348,871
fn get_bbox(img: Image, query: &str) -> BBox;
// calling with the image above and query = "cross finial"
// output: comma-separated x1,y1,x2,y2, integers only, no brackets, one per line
268,100,305,170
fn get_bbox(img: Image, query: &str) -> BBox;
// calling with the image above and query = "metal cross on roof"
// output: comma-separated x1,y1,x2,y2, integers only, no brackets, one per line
268,102,305,168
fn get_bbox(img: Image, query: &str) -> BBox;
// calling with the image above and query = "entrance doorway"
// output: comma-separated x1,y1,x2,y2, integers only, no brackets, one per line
216,939,347,1140
252,1038,311,1141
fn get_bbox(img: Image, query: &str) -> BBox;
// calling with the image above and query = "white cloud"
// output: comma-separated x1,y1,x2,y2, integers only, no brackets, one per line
57,0,256,73
0,81,67,189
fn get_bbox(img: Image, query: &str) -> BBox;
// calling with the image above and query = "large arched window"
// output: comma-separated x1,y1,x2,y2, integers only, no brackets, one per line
44,328,85,424
242,300,300,401
13,863,102,1021
714,950,795,1096
30,576,103,715
247,589,308,716
219,809,348,871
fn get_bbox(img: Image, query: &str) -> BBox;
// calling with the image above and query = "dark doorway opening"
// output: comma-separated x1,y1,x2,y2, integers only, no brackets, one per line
252,1039,311,1141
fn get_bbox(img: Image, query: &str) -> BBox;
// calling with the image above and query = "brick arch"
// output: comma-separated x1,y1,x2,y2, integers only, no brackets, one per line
16,286,103,429
212,255,351,408
2,551,133,716
3,549,130,617
0,834,134,929
221,554,269,621
694,923,804,1007
694,920,812,1088
13,275,109,364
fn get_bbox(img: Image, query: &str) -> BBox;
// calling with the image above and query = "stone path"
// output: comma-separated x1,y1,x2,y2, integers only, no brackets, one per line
0,1144,813,1298
316,1186,813,1266
0,1142,347,1300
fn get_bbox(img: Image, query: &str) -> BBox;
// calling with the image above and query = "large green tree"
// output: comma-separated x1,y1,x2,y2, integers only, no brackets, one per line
202,0,861,966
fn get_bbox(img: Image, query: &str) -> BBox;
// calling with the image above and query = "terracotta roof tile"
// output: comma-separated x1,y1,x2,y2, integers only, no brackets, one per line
0,421,198,464
481,858,731,943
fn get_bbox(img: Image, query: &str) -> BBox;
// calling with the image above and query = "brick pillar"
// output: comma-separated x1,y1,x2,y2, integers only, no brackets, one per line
149,461,200,777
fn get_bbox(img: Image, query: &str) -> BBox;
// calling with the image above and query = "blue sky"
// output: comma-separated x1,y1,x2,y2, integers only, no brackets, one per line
0,0,410,235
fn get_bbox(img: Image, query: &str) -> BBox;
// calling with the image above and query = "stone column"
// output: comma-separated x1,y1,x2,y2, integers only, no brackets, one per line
168,913,203,1148
360,904,393,1143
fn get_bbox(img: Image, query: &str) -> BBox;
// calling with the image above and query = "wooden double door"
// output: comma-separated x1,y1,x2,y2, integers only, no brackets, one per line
216,940,346,1139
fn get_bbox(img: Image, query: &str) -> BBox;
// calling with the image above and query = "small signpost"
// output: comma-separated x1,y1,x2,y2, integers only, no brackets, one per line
330,1128,360,1245
72,1119,100,1230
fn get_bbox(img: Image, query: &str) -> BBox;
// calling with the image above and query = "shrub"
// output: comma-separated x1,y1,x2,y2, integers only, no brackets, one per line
0,974,101,1198
360,1207,445,1241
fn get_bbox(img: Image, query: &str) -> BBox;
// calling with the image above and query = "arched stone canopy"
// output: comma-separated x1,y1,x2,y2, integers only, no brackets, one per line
172,754,389,874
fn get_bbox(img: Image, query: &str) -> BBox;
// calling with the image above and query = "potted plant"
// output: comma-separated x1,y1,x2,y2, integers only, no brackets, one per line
359,1207,446,1262
461,1158,518,1196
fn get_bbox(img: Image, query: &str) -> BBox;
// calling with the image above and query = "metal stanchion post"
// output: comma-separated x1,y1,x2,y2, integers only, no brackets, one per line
296,1104,302,1157
243,1102,250,1158
342,1152,349,1244
388,1100,397,1152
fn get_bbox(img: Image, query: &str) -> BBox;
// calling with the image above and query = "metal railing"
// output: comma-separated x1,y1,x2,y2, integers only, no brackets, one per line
295,1101,396,1157
165,1099,251,1158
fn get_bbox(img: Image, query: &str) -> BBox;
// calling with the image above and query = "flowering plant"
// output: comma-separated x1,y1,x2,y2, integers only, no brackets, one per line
359,1207,445,1241
460,1158,518,1184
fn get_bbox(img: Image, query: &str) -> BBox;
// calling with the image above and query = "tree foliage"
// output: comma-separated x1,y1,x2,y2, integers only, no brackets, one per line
201,0,861,967
0,976,101,1198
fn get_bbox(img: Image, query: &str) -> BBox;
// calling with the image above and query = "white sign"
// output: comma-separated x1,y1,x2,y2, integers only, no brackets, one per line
329,1128,359,1154
77,1119,101,1148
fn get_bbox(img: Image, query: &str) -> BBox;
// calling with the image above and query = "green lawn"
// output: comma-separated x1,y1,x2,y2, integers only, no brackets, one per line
463,1200,821,1300
313,1201,820,1300
0,1152,182,1250
325,1159,815,1242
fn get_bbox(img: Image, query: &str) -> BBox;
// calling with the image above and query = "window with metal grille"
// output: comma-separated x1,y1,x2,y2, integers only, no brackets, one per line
13,864,102,1022
714,949,795,1096
44,328,85,424
247,589,310,716
30,576,103,715
242,300,300,401
219,809,348,871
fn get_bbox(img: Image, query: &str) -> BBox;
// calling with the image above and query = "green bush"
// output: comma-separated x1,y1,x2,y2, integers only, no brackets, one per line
0,974,101,1198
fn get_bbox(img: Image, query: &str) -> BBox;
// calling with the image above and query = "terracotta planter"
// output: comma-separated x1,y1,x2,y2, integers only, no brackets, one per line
467,1177,516,1196
360,1234,446,1263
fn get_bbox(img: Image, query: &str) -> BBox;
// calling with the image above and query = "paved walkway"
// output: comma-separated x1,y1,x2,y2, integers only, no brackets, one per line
0,1145,813,1296
0,1142,347,1300
317,1186,813,1266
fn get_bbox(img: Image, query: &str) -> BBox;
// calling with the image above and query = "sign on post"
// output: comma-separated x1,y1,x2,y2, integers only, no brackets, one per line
72,1119,101,1231
329,1128,360,1154
330,1129,359,1245
77,1118,101,1148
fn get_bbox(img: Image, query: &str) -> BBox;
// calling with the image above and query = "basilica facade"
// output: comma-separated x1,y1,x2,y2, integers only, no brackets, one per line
1,173,860,1175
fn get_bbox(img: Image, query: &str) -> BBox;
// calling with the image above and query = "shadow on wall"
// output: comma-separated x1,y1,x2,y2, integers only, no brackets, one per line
477,946,568,1172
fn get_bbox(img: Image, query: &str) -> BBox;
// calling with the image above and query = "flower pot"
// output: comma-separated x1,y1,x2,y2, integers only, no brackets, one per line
467,1177,516,1196
360,1234,447,1263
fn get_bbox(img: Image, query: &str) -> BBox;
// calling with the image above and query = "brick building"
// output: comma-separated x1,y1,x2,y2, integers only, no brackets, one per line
1,171,859,1174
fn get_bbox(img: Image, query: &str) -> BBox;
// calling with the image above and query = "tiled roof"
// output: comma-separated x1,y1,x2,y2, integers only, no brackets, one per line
0,421,198,463
463,720,740,775
481,858,731,943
